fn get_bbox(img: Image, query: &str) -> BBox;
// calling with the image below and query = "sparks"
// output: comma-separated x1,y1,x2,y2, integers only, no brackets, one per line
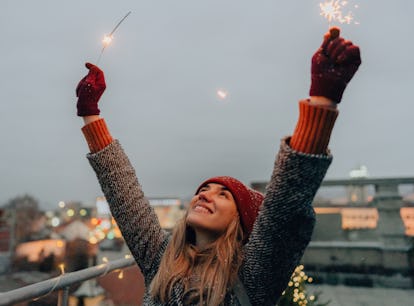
319,0,341,23
319,1,359,26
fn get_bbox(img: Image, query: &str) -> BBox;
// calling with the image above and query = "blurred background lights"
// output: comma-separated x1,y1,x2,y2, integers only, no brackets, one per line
107,231,115,240
45,211,54,218
51,217,60,227
66,209,75,217
56,240,64,248
100,219,111,230
91,217,99,226
89,236,98,244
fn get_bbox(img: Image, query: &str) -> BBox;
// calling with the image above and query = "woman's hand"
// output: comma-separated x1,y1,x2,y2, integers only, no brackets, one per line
310,27,361,104
76,62,106,116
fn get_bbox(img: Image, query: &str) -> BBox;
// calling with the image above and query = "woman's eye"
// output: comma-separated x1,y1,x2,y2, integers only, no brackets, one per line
219,192,228,198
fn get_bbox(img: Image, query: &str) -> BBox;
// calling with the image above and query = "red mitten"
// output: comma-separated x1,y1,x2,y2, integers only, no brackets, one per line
309,27,361,103
76,63,106,116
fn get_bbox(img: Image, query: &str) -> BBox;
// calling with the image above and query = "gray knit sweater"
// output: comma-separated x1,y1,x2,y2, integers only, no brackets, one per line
87,137,332,305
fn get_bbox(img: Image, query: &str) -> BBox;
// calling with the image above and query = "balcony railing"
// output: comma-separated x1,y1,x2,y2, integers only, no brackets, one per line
0,256,136,306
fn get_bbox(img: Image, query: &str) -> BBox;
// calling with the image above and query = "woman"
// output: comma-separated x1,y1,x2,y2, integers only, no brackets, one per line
75,28,360,305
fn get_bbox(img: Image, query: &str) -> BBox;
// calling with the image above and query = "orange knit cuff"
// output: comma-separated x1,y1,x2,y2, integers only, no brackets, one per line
81,118,113,153
290,99,339,154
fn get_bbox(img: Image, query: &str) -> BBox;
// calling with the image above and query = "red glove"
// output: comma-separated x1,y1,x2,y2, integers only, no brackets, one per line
310,28,361,103
76,62,106,116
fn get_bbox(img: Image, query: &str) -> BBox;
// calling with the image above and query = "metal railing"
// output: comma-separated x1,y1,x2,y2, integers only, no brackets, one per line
0,256,136,306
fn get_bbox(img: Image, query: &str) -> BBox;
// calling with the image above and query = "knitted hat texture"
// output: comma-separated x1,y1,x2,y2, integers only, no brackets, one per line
196,176,264,240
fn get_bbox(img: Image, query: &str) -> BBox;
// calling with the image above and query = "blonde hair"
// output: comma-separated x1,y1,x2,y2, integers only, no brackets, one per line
150,213,244,305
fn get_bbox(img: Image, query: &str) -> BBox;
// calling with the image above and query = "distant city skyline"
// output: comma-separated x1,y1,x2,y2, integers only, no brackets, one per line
1,1,414,209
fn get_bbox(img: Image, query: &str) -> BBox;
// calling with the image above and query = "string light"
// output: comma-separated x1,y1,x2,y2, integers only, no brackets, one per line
279,265,324,305
118,270,124,279
32,263,65,301
100,257,111,276
59,263,65,274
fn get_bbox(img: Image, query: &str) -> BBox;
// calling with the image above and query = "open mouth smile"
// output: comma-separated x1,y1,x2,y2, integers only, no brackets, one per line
193,203,214,214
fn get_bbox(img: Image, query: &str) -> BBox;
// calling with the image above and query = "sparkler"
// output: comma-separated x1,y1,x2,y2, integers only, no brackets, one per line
96,11,132,64
319,1,359,27
216,89,229,101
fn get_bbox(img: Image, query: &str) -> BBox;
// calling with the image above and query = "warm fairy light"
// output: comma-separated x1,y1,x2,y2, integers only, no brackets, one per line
118,270,124,279
59,263,65,274
102,256,109,263
33,263,66,301
319,1,359,26
280,265,323,305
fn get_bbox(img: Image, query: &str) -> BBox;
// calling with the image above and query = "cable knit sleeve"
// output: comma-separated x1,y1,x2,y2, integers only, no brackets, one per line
239,100,336,306
86,140,170,286
241,140,332,306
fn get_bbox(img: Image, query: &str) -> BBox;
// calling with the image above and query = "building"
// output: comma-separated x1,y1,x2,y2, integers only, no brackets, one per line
0,208,11,274
251,177,414,288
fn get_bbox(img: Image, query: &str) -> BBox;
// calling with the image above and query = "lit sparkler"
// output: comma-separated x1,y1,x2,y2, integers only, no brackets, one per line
216,89,229,101
96,11,132,64
319,1,359,27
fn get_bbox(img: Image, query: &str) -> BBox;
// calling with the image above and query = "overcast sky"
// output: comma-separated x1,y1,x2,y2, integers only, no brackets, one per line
1,1,413,210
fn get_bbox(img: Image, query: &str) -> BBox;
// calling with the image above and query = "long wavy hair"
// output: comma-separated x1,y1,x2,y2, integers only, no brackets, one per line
150,211,244,305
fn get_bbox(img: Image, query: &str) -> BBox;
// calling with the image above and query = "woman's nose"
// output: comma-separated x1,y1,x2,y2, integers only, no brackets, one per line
198,190,213,202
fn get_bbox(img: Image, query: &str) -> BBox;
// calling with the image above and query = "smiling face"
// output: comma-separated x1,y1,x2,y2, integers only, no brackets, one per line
186,183,238,244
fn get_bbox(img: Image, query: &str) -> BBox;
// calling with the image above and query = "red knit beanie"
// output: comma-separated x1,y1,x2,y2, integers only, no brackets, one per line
195,176,264,240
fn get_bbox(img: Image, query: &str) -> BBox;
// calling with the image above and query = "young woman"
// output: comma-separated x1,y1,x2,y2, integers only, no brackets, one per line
75,28,360,305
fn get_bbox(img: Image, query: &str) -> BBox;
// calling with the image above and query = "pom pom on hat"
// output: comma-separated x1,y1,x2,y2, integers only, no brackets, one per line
196,176,264,241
